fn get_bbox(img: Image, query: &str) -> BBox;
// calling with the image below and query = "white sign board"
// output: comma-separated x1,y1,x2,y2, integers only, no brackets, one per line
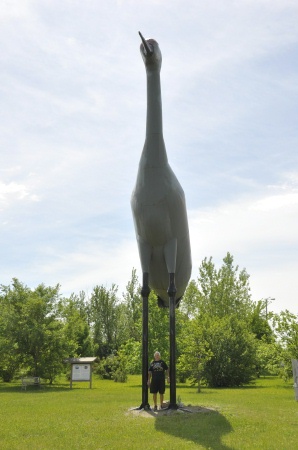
72,364,91,381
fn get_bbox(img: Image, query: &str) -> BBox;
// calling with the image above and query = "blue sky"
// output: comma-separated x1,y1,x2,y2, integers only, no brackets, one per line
1,0,297,314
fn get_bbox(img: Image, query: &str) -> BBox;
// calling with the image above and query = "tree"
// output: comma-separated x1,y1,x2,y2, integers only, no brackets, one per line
249,300,274,342
255,339,285,377
90,284,119,357
59,293,93,357
177,318,212,390
118,339,142,374
179,279,200,319
174,254,258,387
270,310,298,380
202,315,257,387
0,279,73,383
196,253,253,319
0,306,22,381
121,269,142,342
147,291,170,362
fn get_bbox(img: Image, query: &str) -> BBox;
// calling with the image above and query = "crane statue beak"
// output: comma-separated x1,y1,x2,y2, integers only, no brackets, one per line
138,31,153,56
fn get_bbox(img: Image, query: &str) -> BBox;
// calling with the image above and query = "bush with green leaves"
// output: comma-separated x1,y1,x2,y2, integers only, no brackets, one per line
94,354,127,382
202,315,257,387
177,318,213,390
118,339,142,374
0,280,75,383
255,339,286,377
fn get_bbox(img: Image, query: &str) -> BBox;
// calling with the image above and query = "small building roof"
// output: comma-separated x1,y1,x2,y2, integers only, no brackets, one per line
64,357,97,364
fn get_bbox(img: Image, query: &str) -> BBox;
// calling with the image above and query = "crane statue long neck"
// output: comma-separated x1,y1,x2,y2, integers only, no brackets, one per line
146,63,162,135
139,32,167,167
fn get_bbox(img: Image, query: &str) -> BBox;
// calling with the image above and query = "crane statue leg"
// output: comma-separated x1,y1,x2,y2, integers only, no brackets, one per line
135,236,151,410
164,239,178,409
168,273,177,409
140,272,150,410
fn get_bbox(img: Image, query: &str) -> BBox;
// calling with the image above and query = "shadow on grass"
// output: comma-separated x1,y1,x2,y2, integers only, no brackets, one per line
0,380,113,394
0,383,72,394
155,408,233,450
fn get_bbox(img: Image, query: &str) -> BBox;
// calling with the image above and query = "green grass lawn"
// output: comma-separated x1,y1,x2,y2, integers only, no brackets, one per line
0,375,297,449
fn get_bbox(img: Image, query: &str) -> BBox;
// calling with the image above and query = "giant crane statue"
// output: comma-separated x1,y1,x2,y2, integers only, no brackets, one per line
131,32,192,409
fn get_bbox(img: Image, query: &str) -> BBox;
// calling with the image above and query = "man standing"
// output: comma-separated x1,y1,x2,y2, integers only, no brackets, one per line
148,351,169,411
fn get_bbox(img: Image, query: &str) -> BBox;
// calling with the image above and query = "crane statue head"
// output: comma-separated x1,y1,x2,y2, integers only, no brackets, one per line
139,31,162,72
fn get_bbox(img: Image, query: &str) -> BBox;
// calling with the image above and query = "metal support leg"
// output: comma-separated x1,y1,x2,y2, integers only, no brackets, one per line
140,272,150,410
168,272,177,409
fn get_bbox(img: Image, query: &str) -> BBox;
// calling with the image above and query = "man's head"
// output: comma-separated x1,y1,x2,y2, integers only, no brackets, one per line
154,351,161,360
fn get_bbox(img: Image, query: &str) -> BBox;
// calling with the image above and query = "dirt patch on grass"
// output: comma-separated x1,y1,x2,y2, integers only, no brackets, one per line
127,404,216,419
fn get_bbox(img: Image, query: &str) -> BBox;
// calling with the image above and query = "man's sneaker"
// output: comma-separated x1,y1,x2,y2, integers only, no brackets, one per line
154,405,158,411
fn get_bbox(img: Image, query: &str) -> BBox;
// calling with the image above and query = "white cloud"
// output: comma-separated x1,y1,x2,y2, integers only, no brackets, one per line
252,192,298,211
188,177,298,313
190,177,298,252
0,0,33,21
22,237,140,300
0,181,39,209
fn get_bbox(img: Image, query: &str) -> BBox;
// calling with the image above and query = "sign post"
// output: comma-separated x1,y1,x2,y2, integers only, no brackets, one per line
64,357,97,389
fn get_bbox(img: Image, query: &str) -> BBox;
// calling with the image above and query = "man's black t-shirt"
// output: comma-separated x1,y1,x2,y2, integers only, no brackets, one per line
148,360,168,380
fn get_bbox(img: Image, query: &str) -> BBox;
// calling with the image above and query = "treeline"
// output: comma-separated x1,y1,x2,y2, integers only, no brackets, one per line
0,253,297,388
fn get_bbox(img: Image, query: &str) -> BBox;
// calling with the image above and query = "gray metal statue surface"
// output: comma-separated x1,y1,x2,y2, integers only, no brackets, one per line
131,33,192,306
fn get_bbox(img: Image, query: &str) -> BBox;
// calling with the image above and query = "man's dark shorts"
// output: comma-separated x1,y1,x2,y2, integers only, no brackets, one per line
150,378,165,394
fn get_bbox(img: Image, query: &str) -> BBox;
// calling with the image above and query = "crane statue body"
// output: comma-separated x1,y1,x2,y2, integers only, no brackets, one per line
131,33,192,307
131,32,192,410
